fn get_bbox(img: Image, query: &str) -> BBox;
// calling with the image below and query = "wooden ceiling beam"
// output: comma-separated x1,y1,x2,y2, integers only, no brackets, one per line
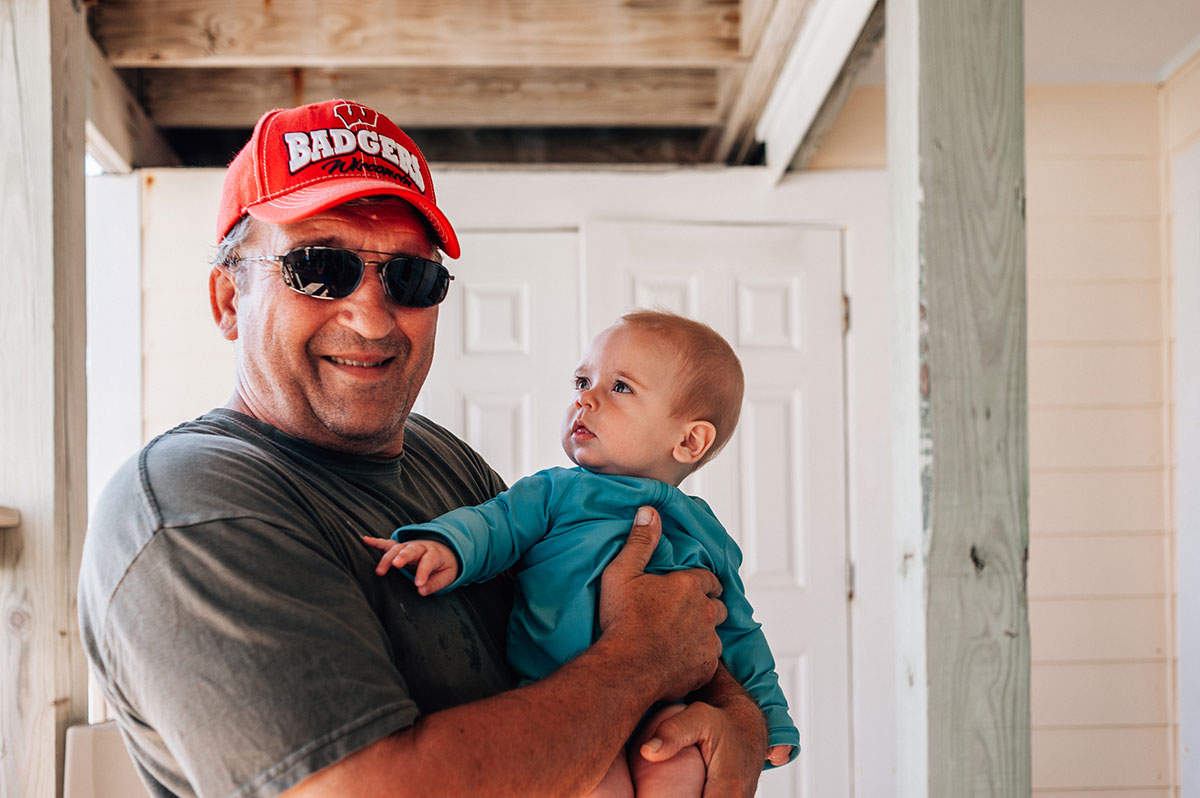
758,0,883,178
90,0,742,68
707,0,817,163
132,66,724,128
785,0,883,172
86,36,180,170
160,126,719,166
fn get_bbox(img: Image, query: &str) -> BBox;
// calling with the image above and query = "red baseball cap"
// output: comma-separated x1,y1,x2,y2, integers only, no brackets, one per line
216,99,459,258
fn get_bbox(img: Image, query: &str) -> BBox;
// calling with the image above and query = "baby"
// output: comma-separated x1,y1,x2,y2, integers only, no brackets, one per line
364,310,797,796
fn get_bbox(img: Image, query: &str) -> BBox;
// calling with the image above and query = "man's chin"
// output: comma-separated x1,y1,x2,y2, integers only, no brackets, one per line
316,412,408,457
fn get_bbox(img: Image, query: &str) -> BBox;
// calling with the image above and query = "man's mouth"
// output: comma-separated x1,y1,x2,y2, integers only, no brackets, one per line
325,355,391,368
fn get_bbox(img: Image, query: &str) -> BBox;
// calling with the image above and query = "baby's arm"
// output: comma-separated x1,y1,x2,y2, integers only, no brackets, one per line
361,536,459,595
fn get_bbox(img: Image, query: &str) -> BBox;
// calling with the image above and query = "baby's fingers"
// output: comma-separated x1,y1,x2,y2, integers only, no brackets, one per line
375,542,411,575
361,535,395,552
412,553,438,593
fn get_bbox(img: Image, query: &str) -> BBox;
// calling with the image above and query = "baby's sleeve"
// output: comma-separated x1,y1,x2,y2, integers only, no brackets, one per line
715,536,802,764
391,469,566,588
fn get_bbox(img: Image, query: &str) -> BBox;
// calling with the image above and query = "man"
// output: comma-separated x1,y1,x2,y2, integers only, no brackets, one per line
78,99,768,797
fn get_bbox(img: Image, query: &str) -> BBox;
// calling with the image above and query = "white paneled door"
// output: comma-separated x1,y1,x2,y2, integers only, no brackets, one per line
423,220,850,798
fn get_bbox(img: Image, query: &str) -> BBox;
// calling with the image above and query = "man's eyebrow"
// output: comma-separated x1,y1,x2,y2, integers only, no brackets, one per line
289,237,345,250
292,239,414,258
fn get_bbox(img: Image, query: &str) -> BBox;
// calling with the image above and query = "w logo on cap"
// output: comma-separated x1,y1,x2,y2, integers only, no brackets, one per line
333,102,379,130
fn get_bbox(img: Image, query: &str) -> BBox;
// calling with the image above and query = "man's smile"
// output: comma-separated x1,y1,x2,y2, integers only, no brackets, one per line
325,355,392,368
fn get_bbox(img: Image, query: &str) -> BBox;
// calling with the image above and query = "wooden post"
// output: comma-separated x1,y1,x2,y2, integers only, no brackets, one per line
888,0,1031,795
0,1,90,796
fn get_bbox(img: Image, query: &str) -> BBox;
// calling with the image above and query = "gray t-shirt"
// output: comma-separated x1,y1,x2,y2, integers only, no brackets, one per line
78,409,516,797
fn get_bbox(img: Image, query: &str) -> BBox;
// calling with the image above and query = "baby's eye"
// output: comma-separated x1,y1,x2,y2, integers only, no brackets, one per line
574,376,589,390
613,381,632,394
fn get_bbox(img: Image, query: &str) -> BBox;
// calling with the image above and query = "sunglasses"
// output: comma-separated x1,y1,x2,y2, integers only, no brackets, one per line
232,247,454,308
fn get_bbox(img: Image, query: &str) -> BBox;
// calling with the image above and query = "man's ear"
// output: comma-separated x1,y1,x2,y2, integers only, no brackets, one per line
209,266,239,341
672,421,717,465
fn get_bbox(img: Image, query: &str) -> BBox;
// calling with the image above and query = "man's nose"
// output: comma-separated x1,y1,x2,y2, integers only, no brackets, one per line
336,267,397,340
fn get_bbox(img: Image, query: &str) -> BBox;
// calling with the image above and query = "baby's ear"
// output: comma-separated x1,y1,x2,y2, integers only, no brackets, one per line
672,421,717,465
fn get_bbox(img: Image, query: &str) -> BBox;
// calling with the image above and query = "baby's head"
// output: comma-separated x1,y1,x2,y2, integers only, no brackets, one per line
561,310,744,486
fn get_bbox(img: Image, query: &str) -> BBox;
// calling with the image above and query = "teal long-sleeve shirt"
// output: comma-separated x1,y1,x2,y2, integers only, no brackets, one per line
392,466,799,759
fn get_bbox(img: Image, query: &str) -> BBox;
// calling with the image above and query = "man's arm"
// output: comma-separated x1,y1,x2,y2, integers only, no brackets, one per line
285,507,727,798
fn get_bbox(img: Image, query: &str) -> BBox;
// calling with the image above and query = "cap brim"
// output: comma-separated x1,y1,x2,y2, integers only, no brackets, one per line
245,178,460,259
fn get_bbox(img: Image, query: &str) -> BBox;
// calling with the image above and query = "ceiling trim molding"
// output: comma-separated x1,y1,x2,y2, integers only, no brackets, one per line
755,0,878,182
1160,32,1200,83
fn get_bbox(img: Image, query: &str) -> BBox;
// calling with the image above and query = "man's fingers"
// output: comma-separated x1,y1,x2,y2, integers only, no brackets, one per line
686,568,727,628
609,506,662,576
637,703,708,762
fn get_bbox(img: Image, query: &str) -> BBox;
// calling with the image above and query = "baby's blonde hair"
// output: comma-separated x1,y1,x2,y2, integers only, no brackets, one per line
618,310,744,468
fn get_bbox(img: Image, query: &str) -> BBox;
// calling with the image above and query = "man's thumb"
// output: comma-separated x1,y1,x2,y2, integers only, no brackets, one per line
614,506,661,574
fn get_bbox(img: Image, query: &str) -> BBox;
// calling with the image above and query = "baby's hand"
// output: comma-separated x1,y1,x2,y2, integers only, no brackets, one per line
361,536,459,595
766,744,792,766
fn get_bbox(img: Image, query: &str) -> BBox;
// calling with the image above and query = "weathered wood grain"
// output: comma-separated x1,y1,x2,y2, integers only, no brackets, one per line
90,0,742,67
890,0,1031,795
134,66,724,128
1,0,90,796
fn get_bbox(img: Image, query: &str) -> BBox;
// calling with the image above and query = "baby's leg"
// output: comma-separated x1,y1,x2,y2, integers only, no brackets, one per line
586,751,634,798
629,704,706,797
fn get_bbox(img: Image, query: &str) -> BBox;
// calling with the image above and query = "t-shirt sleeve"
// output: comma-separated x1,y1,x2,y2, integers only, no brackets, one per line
100,513,419,798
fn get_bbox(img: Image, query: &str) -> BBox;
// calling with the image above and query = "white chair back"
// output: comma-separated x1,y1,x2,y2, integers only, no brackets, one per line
63,721,149,798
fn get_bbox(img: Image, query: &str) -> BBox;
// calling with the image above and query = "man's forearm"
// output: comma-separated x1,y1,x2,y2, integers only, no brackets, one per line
693,664,763,722
286,633,666,798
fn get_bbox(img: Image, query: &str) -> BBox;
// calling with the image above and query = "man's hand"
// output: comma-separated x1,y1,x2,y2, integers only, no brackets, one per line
362,536,458,595
597,506,727,703
635,669,770,797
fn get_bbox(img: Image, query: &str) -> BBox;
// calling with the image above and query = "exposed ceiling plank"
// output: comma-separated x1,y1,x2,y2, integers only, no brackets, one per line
91,0,742,68
779,0,884,175
86,36,179,170
161,126,719,167
740,0,775,56
708,0,816,163
133,66,724,128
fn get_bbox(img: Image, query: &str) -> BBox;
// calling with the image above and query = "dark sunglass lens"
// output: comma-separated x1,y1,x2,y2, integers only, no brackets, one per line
281,248,364,298
383,258,450,307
